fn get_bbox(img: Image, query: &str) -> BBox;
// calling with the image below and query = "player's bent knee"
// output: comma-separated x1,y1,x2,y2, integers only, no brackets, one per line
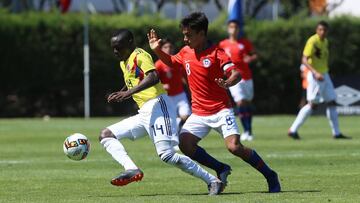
225,136,243,155
237,100,250,106
98,128,115,141
178,142,190,156
309,103,317,109
180,115,189,122
226,143,241,154
179,133,199,156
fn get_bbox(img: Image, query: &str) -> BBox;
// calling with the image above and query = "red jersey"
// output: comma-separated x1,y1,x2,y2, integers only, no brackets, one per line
218,38,254,80
171,45,236,116
155,60,185,96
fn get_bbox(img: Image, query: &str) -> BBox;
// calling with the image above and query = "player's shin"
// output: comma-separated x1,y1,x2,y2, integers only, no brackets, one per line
243,148,275,177
242,148,281,192
156,142,218,184
100,137,138,170
161,151,218,184
192,146,227,174
326,106,340,135
238,106,252,134
289,103,313,132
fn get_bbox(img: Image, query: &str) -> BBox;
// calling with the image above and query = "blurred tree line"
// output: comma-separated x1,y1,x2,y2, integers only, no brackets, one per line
0,0,345,18
0,11,359,117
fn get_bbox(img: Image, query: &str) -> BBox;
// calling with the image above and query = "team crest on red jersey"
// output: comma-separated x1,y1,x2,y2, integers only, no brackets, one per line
238,43,245,50
202,58,211,68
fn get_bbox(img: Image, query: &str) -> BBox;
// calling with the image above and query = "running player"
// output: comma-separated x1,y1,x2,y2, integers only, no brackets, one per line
288,21,350,140
155,38,191,131
99,28,223,195
148,12,281,193
218,20,257,141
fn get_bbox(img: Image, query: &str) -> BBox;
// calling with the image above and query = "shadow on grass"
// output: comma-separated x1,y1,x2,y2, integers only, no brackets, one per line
91,189,321,198
137,189,321,197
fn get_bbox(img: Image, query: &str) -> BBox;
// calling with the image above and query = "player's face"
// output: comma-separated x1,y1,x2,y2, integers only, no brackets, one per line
161,42,174,55
182,27,205,49
111,37,129,61
316,25,328,40
227,22,239,37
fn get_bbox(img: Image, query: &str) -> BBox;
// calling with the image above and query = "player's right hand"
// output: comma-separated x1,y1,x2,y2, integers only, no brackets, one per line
107,91,132,103
215,78,228,89
147,29,162,51
314,72,324,81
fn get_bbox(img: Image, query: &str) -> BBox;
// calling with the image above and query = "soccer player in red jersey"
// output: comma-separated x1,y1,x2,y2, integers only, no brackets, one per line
155,38,191,131
148,12,280,193
218,20,257,141
99,29,223,195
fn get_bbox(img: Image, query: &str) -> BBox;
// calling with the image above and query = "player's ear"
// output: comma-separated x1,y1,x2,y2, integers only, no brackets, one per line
198,30,205,37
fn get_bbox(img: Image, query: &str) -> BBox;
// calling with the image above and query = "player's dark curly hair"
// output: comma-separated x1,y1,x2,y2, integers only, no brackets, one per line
317,20,329,29
111,28,134,48
180,12,208,35
228,19,240,25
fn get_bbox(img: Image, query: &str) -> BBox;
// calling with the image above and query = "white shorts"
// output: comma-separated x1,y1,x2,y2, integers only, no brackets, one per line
180,108,241,139
107,94,178,145
229,79,254,102
306,72,336,104
169,92,191,117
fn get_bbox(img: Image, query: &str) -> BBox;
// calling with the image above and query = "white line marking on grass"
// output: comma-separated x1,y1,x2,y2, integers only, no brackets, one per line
1,153,359,165
0,159,110,165
0,160,31,164
266,152,360,159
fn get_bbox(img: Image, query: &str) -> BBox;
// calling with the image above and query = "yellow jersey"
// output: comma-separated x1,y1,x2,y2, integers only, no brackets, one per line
120,48,165,108
303,34,329,74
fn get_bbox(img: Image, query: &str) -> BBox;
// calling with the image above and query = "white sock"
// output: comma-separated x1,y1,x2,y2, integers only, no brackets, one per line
167,153,218,185
290,104,313,132
100,137,138,170
326,106,341,136
156,141,218,185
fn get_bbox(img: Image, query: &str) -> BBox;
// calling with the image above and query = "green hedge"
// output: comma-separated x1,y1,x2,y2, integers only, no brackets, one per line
244,17,360,113
0,11,359,117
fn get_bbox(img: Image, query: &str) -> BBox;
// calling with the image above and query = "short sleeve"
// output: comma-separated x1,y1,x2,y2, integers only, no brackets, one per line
137,52,155,73
217,48,236,74
154,60,163,73
244,39,254,53
303,38,314,57
171,48,185,65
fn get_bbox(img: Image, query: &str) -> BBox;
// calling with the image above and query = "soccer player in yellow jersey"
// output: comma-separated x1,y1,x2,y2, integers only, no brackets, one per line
98,29,223,195
288,21,350,140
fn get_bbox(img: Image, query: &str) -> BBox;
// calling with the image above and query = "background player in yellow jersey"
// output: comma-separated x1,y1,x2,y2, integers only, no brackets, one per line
288,21,350,140
98,29,223,195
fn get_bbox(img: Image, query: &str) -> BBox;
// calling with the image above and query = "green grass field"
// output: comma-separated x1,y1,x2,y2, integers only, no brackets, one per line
0,116,359,203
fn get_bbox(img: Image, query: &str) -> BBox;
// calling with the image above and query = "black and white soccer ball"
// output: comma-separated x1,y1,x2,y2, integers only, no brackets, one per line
63,133,90,161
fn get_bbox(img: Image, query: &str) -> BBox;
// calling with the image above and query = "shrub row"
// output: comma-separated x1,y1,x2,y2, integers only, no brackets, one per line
1,11,359,116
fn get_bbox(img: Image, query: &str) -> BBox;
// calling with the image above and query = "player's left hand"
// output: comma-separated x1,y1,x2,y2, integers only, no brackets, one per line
215,78,228,89
107,91,132,103
243,55,251,63
314,72,324,81
147,29,162,51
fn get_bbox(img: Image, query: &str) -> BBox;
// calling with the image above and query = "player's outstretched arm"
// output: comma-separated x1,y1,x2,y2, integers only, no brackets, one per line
107,70,160,103
147,29,174,67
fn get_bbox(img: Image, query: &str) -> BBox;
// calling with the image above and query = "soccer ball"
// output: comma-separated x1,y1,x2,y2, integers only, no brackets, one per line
63,133,90,161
